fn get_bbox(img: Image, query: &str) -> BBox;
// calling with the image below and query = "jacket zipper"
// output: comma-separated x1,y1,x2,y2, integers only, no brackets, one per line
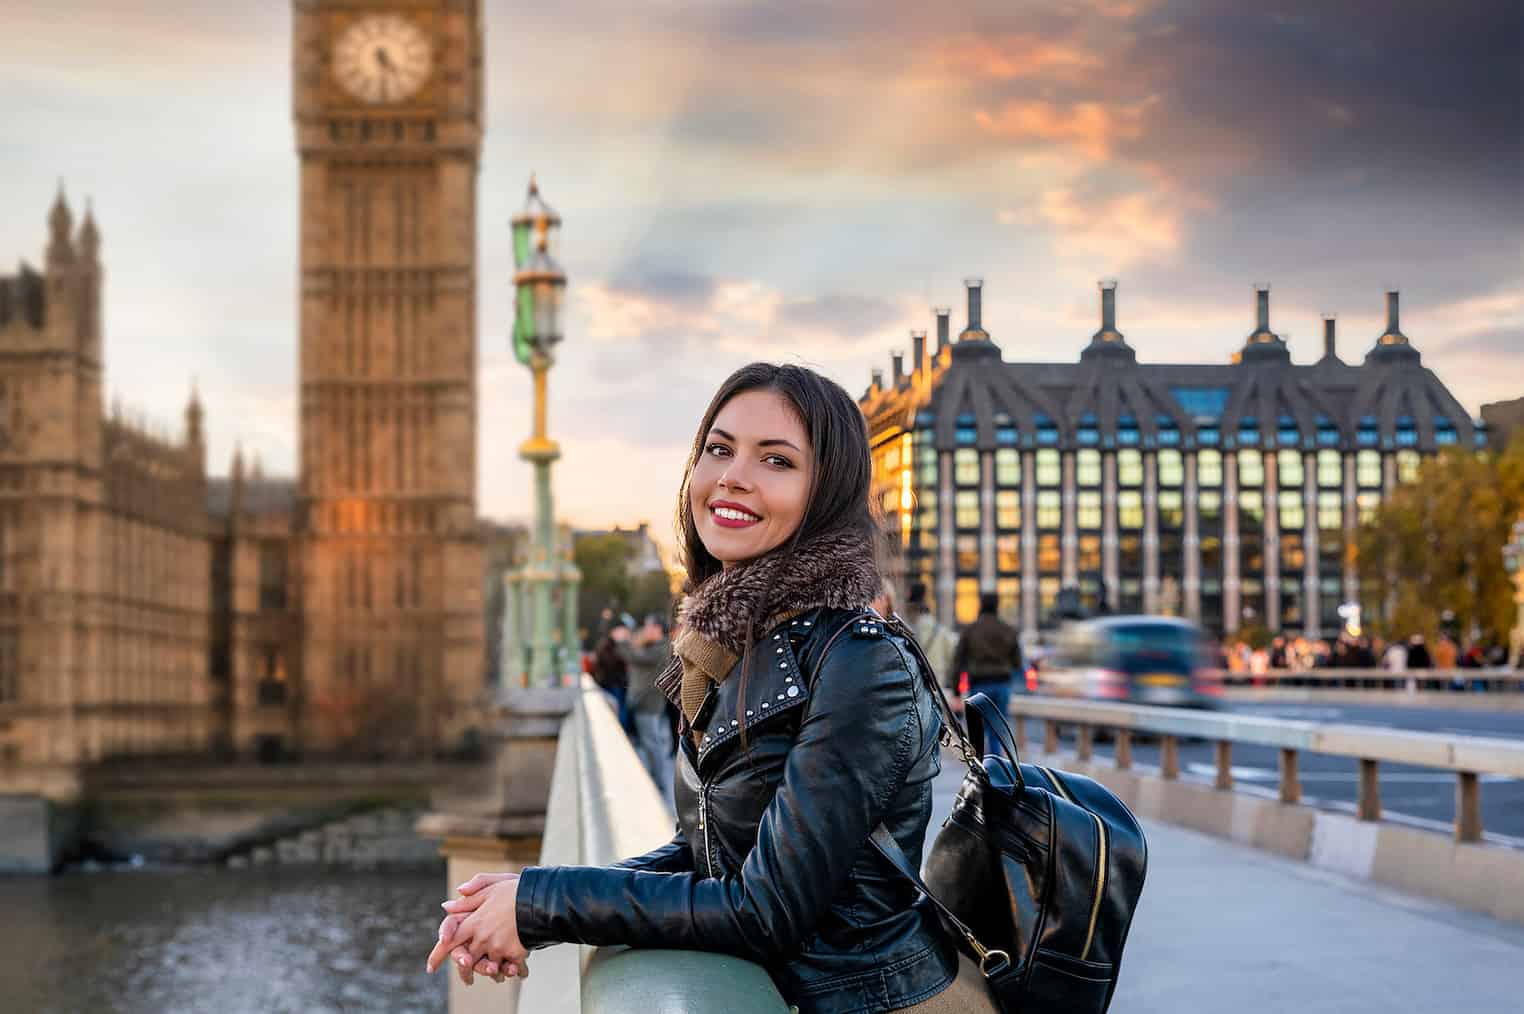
698,780,714,878
1038,766,1108,961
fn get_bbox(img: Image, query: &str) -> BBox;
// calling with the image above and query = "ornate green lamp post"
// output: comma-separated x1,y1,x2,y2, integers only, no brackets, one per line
506,177,581,687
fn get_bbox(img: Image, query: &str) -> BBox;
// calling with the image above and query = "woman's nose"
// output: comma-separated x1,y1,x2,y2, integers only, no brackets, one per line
718,464,752,491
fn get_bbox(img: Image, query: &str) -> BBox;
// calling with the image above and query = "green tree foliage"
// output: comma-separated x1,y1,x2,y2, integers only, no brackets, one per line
1358,435,1524,644
574,534,675,633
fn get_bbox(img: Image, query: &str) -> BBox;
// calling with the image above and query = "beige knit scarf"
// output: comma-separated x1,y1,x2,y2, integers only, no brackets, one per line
653,525,882,738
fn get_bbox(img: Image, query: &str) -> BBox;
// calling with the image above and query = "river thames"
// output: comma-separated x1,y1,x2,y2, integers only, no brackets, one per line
0,865,454,1013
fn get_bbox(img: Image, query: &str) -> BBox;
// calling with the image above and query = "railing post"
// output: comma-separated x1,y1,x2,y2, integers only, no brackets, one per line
1076,725,1093,762
1161,735,1180,779
1115,730,1132,770
1044,719,1059,754
1358,758,1381,821
1215,740,1233,790
1278,748,1300,804
1456,772,1482,842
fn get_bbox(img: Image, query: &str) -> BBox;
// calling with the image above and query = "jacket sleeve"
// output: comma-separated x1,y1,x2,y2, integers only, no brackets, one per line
514,636,922,962
610,826,694,874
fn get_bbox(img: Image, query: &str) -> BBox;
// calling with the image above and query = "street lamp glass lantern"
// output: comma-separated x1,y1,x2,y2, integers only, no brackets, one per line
511,177,566,363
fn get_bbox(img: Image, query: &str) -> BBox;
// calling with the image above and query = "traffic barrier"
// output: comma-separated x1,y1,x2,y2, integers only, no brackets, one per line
1215,669,1524,710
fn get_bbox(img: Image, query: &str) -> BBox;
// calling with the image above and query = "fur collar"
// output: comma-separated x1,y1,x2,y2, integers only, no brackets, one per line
678,526,882,656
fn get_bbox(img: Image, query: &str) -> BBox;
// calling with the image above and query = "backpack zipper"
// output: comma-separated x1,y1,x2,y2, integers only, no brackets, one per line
1038,766,1108,962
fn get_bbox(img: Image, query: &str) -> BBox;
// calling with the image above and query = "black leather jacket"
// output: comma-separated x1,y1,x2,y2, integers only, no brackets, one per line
516,606,958,1014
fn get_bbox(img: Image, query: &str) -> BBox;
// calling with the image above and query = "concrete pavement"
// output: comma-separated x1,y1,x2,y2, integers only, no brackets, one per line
927,747,1524,1013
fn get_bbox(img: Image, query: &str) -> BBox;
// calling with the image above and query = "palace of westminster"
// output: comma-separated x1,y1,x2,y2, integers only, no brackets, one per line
0,0,1507,775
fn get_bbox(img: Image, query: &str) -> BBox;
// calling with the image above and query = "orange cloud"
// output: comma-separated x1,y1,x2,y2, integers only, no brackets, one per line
973,97,1152,161
1032,186,1182,267
934,33,1101,83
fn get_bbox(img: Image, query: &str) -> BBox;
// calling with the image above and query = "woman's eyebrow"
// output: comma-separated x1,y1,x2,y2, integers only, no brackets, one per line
709,427,801,452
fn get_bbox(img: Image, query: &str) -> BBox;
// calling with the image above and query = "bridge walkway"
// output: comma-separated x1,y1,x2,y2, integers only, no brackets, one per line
928,745,1524,1014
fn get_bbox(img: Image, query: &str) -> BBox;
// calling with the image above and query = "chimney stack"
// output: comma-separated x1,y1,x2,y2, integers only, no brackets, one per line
965,278,983,335
1100,279,1118,332
891,350,905,387
1322,314,1337,360
934,307,951,354
871,367,884,391
911,330,926,373
1254,283,1271,333
1385,290,1401,334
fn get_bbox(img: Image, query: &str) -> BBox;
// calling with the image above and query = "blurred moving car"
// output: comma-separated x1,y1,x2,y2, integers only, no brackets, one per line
1037,616,1221,708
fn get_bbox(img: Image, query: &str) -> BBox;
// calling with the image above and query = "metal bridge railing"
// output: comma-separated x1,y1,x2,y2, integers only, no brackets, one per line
1009,696,1524,842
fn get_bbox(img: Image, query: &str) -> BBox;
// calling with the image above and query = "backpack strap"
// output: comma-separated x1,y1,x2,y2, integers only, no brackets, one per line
869,824,1012,978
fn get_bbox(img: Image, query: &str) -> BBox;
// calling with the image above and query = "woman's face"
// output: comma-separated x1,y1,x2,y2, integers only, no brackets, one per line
689,388,814,569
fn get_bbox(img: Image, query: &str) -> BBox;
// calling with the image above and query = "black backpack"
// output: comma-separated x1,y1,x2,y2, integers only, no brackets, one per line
871,616,1149,1014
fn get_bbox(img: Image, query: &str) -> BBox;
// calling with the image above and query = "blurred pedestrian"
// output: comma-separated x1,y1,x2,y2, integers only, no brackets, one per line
593,624,633,733
1407,634,1432,669
905,583,957,693
1433,634,1458,670
952,592,1023,731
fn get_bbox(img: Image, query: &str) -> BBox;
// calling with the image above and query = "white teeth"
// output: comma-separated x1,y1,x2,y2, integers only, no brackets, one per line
713,507,760,522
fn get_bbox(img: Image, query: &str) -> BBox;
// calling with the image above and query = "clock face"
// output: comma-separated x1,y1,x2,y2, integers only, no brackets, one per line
333,14,432,104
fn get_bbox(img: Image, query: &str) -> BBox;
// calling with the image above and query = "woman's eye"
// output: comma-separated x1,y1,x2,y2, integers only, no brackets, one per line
705,442,732,457
765,455,793,469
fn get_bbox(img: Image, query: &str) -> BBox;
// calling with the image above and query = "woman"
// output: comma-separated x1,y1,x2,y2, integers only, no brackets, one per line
426,363,996,1013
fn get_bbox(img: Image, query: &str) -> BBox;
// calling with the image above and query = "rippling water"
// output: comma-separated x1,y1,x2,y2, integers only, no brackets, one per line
0,865,450,1014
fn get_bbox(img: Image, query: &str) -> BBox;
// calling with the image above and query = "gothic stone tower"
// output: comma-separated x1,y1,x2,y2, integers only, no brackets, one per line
292,0,484,754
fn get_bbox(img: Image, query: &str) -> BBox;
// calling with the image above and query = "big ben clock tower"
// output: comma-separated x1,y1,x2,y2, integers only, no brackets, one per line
292,0,484,753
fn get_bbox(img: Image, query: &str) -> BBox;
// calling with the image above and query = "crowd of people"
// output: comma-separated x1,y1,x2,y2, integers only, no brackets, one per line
585,607,680,810
1218,630,1509,677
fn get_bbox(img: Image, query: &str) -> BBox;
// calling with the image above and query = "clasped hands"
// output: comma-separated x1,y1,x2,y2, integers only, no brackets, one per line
425,872,530,986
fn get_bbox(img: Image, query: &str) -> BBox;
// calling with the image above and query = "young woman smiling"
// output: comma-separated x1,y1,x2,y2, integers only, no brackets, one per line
427,363,997,1013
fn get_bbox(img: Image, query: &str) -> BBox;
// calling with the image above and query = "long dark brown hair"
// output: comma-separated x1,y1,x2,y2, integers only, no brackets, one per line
674,362,882,744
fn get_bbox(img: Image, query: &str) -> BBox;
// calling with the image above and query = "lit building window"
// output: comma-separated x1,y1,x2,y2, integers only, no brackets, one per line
955,490,980,529
1238,449,1263,487
1279,490,1304,530
1117,449,1143,487
1158,490,1184,528
957,535,979,573
1356,450,1382,488
1198,449,1223,487
1038,534,1061,572
956,578,980,625
917,439,937,485
1239,489,1264,523
1077,491,1102,529
1279,450,1304,489
1077,449,1101,487
1037,490,1062,529
1036,449,1061,486
1356,491,1380,523
995,448,1020,486
1396,449,1421,483
997,578,1020,619
954,448,980,485
997,535,1020,572
1317,491,1342,531
996,490,1021,529
1119,491,1143,529
1199,490,1222,521
1317,449,1342,487
1158,449,1184,488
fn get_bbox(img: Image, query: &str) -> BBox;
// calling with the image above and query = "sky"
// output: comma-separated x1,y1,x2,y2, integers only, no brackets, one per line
1,1,1519,553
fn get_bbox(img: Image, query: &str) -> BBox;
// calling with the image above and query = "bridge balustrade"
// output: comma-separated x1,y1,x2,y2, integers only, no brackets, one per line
1013,696,1524,842
515,677,790,1014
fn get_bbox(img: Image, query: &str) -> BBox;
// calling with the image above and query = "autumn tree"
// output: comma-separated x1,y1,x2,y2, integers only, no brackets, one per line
1358,434,1524,644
